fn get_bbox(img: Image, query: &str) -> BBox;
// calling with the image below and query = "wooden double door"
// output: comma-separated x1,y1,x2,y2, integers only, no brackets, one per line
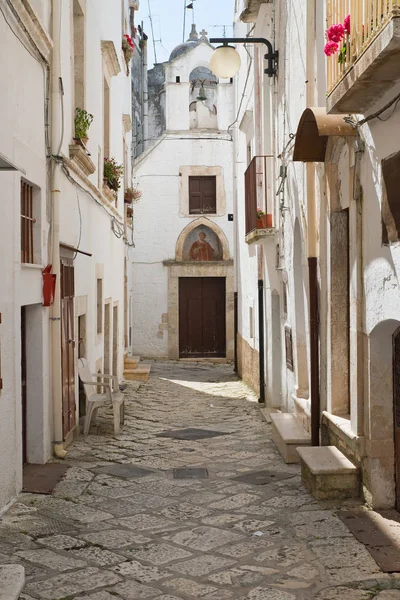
61,259,76,439
179,277,226,358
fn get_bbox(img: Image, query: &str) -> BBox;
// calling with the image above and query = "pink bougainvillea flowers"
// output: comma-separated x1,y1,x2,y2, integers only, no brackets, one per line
343,14,350,35
326,23,345,44
324,41,339,56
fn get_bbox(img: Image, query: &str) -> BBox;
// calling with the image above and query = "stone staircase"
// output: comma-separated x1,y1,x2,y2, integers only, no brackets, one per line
270,396,312,464
297,445,360,500
269,399,360,500
270,412,311,464
0,565,25,599
123,354,151,382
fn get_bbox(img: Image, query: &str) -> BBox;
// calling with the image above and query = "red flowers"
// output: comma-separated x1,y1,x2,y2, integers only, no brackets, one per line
124,34,135,50
324,15,350,59
327,23,345,43
324,41,339,56
343,14,350,35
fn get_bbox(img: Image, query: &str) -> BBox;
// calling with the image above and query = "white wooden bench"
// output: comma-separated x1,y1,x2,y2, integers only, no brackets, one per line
78,358,124,435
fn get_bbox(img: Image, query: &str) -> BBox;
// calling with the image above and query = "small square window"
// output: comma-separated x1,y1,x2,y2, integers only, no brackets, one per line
189,176,216,214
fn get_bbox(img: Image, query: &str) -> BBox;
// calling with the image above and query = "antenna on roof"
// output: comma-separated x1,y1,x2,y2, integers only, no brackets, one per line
147,0,158,63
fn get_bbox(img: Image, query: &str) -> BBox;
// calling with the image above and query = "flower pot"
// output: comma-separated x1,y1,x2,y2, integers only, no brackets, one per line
256,214,273,229
127,207,133,218
73,137,88,148
124,192,134,204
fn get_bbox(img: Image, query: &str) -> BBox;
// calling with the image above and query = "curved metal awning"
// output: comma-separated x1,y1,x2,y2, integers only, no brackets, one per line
293,107,356,162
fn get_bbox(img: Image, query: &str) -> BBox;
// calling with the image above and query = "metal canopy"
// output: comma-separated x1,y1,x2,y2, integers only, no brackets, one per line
293,107,356,162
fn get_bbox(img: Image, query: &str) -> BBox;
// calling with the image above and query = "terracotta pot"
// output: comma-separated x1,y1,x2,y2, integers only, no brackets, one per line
124,192,134,204
256,214,273,229
127,207,133,218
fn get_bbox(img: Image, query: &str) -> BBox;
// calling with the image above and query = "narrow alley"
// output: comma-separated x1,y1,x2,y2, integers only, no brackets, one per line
0,363,397,600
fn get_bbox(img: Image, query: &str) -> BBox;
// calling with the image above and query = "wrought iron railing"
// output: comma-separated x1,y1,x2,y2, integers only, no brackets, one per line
326,0,400,93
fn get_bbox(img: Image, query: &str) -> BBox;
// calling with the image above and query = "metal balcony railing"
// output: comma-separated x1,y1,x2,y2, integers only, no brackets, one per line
326,0,400,93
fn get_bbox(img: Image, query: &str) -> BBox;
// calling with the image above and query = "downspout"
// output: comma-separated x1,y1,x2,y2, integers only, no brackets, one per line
50,0,67,459
258,279,266,403
142,35,149,152
306,0,320,446
254,45,266,402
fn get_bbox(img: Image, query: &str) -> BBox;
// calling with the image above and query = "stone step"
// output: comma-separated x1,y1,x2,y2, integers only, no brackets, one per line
270,413,311,463
297,445,360,500
0,564,25,600
124,355,140,369
123,365,151,382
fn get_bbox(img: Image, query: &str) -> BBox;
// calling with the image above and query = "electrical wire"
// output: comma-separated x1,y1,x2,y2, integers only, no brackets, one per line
55,158,134,247
227,43,253,140
357,91,400,126
73,188,82,259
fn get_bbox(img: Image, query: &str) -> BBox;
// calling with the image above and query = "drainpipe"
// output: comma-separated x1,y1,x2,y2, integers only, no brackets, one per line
142,35,149,152
50,0,67,459
258,279,266,403
306,0,320,446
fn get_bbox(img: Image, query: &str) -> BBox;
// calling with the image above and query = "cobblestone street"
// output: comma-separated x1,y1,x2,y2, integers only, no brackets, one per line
1,362,399,599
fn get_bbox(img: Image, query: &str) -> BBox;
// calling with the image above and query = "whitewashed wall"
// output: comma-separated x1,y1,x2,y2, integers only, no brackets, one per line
132,42,234,358
0,0,52,511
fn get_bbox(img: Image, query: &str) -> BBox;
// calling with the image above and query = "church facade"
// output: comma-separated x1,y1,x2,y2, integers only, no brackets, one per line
131,26,235,360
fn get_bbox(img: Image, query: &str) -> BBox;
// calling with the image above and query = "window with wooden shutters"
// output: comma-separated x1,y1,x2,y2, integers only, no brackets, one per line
285,326,294,371
283,283,288,317
189,176,216,214
21,181,36,264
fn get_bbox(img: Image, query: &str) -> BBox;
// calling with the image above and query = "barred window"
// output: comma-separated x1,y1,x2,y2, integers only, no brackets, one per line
21,181,36,264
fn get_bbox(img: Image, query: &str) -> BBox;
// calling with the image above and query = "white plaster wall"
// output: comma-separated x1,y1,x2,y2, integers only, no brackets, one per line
233,1,314,408
0,1,51,511
56,0,133,382
133,134,234,357
0,0,133,512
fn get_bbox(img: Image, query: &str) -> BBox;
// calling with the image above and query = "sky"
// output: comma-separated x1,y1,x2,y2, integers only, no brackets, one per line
136,0,235,67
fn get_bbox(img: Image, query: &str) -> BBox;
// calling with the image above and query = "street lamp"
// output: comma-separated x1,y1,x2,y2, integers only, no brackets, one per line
209,37,278,78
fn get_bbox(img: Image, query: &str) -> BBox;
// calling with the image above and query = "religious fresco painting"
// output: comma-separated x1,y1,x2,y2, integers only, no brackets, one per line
182,225,223,262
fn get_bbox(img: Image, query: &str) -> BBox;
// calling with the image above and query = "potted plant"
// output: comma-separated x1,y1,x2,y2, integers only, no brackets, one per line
74,108,93,146
124,186,142,203
256,208,273,229
104,158,124,192
122,33,135,73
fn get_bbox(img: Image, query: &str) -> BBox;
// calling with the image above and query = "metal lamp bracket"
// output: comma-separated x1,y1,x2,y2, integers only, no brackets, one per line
209,37,278,77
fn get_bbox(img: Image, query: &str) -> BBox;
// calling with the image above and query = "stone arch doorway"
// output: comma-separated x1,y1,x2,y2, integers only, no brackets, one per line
367,319,400,508
394,326,400,509
166,218,234,360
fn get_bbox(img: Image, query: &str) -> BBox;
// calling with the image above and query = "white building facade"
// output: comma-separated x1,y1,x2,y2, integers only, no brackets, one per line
0,0,136,513
132,28,236,361
234,0,400,509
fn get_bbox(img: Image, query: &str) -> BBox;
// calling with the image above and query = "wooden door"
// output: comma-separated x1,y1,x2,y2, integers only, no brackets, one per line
179,277,226,358
113,305,118,376
21,307,27,464
393,327,400,509
61,259,76,440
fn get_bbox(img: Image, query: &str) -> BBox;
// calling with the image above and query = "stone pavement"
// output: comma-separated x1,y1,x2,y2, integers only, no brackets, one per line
1,361,400,599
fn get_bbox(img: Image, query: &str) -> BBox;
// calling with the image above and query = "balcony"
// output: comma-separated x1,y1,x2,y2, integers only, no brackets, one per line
239,0,271,22
326,0,400,114
244,156,274,245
